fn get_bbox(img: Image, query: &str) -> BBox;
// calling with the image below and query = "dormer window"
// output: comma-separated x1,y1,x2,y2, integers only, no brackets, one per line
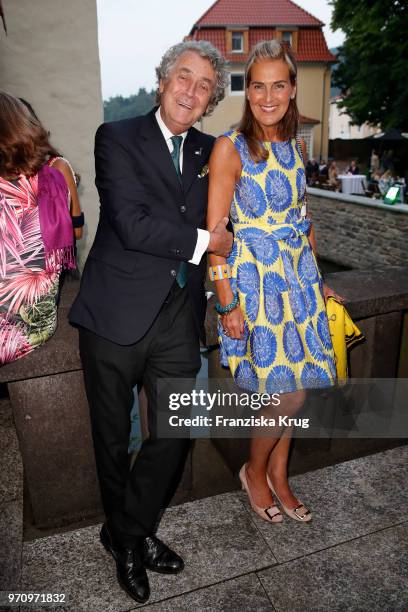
231,31,244,52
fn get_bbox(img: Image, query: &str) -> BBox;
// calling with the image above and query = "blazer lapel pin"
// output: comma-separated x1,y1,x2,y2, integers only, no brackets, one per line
194,147,203,155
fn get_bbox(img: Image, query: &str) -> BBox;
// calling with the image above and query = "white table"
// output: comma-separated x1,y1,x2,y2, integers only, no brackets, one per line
338,174,367,195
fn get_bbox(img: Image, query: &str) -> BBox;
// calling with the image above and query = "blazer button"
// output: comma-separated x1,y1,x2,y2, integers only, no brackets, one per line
170,269,177,277
175,248,181,255
180,205,186,213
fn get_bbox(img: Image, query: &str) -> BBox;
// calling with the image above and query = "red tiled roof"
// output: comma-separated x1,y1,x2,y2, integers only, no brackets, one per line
191,0,323,30
187,28,336,63
297,29,336,62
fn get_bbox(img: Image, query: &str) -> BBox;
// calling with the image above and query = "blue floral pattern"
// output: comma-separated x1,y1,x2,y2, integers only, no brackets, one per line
265,170,293,212
283,321,305,363
305,321,326,362
236,228,280,266
235,360,259,392
236,177,267,218
266,365,297,394
250,326,277,368
271,141,296,170
218,131,336,394
317,310,332,349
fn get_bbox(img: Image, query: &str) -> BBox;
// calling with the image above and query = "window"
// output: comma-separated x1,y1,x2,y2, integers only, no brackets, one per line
230,74,245,93
231,31,244,52
281,31,292,45
297,125,314,159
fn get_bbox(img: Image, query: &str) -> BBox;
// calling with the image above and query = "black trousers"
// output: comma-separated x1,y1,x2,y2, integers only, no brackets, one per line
79,283,201,547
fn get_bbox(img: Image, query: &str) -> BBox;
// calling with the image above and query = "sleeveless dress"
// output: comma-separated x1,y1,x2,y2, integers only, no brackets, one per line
218,130,336,394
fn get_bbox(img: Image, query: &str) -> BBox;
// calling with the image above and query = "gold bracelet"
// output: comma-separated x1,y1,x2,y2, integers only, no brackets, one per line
208,264,232,281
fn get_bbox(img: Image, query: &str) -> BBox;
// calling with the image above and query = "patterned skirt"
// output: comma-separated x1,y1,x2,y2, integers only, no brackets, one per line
218,219,337,393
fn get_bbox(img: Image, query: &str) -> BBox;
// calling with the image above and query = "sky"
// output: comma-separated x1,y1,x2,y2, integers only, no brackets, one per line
96,0,345,100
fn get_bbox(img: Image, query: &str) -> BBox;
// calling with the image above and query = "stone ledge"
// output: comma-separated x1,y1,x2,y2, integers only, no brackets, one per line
308,187,408,214
324,266,408,320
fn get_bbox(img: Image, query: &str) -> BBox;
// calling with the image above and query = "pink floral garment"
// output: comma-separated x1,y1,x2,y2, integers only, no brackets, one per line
0,175,62,365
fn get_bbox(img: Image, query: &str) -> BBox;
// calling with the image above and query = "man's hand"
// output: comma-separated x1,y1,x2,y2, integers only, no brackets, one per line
208,217,233,257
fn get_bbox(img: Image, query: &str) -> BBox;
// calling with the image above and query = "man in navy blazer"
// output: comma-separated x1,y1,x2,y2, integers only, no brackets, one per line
69,41,230,603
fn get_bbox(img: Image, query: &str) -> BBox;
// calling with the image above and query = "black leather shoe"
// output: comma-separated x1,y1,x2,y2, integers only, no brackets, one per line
100,523,150,604
142,535,184,574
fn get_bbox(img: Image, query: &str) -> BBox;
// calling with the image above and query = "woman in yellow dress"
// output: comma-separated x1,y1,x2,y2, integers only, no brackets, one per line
207,41,340,524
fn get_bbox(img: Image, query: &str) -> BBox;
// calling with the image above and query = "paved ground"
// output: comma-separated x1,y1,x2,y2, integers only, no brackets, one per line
1,394,407,612
18,446,408,611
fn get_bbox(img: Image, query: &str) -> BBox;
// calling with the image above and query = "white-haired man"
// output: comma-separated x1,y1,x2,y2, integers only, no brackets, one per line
70,41,230,603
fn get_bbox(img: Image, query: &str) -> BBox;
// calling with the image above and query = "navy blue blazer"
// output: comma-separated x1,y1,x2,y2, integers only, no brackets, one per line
69,109,214,345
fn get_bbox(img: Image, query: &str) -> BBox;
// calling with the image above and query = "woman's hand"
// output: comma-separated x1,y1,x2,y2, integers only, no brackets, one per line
323,283,344,304
221,306,245,339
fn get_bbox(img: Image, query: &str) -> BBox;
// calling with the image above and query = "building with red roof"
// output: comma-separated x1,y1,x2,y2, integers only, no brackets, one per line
186,0,337,158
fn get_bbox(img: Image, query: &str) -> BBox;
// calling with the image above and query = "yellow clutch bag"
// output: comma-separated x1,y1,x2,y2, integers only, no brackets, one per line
326,297,365,382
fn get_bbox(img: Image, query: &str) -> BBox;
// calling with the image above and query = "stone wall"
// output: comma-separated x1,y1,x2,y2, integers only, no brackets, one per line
0,0,103,268
308,189,408,269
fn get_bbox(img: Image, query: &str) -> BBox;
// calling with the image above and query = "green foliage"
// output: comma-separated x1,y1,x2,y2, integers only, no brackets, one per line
104,88,156,122
330,0,408,130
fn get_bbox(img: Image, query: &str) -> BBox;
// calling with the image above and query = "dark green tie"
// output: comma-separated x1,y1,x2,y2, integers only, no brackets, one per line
171,135,182,181
170,135,187,288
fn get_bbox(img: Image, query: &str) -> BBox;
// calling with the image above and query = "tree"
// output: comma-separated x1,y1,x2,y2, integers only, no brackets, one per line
104,88,156,122
331,0,408,130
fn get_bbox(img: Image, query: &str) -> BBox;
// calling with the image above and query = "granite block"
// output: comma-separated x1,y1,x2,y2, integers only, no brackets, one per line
0,399,13,429
22,493,276,611
142,573,273,611
244,445,408,563
9,371,102,526
0,500,23,590
0,413,23,504
324,266,408,320
258,523,408,612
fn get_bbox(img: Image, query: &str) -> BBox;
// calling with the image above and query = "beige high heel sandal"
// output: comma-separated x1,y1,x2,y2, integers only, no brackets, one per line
266,474,312,522
239,464,283,523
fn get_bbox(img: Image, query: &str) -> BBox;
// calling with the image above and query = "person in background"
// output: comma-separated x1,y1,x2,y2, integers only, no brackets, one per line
19,99,84,241
319,159,328,176
370,149,380,176
305,159,314,185
328,160,340,190
347,160,360,175
0,92,75,365
379,169,393,196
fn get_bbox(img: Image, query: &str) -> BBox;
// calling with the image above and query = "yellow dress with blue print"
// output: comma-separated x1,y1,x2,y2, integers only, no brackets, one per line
218,130,336,393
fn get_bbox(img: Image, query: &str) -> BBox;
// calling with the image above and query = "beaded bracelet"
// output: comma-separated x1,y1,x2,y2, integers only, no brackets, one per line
215,291,239,314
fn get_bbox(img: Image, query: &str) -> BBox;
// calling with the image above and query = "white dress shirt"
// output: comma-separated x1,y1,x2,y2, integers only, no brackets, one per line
155,108,210,265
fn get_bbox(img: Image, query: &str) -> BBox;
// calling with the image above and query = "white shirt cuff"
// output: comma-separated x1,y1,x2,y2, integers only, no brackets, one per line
189,229,210,265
